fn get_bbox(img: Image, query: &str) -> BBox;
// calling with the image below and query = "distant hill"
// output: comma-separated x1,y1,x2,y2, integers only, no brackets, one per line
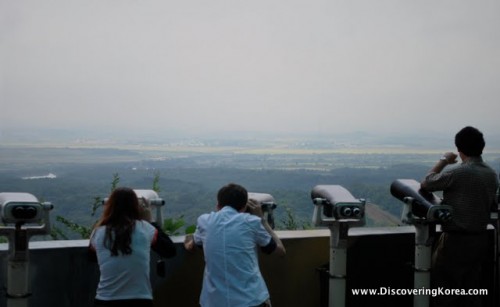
365,203,401,227
3,127,500,152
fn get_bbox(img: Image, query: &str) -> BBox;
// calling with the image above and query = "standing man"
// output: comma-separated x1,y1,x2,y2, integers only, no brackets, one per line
184,183,286,307
421,126,499,307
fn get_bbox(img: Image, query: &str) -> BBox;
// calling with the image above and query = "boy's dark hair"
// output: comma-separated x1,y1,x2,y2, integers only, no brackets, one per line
455,126,485,157
217,183,248,211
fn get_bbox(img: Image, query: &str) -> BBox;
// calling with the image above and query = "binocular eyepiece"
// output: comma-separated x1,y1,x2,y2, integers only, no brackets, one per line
391,179,452,224
0,192,53,225
434,208,452,221
337,205,362,218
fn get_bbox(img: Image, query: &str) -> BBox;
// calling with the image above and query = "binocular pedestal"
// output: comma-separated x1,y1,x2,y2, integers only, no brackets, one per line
0,193,53,307
1,223,51,307
328,222,349,307
413,223,434,307
390,179,452,307
311,185,366,307
6,226,30,307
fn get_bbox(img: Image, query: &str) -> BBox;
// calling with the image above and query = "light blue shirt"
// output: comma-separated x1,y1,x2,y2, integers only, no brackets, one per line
90,220,157,301
194,206,272,307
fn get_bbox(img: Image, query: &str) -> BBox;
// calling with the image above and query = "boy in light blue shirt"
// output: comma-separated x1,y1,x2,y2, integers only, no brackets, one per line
185,183,286,307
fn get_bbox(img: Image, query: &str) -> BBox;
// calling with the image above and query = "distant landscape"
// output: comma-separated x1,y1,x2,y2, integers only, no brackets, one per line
1,132,500,239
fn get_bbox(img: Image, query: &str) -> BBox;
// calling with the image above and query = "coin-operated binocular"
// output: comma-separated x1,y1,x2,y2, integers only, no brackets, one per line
133,189,168,278
102,189,165,225
390,179,452,307
310,185,366,307
248,192,277,229
390,179,451,225
0,192,54,307
134,189,165,225
311,185,366,227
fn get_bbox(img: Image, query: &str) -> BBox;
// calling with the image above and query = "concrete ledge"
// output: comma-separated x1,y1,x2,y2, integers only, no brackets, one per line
0,226,416,251
0,227,497,307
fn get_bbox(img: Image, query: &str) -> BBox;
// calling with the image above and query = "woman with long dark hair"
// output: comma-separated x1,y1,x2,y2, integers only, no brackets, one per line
89,187,176,307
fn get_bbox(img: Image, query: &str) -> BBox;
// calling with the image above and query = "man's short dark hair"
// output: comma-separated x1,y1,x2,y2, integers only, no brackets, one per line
217,183,248,211
455,126,485,157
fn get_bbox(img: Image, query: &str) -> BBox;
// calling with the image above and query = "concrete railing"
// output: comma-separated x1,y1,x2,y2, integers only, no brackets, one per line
0,227,497,307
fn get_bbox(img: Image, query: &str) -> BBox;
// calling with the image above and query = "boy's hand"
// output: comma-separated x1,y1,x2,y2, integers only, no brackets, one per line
184,234,195,252
246,199,263,218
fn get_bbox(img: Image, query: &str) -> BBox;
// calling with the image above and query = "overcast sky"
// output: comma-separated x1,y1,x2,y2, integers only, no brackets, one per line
1,0,499,140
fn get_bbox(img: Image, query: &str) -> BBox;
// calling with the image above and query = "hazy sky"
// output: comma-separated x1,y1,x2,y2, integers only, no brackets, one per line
1,0,499,139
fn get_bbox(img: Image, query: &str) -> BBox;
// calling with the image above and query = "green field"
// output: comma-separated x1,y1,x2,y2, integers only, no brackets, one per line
1,145,499,239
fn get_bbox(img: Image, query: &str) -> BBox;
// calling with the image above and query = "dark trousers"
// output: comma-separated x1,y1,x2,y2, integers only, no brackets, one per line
431,232,488,307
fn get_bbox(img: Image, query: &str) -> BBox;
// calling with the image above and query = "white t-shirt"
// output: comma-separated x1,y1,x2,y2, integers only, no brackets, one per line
90,220,157,301
194,206,272,307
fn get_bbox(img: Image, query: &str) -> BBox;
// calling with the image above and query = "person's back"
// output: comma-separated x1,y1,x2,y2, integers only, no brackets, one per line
421,126,499,307
428,157,498,233
89,187,176,307
92,220,156,301
199,207,271,306
185,183,286,307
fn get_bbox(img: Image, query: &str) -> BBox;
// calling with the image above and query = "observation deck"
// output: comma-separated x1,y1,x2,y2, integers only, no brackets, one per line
0,226,498,307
